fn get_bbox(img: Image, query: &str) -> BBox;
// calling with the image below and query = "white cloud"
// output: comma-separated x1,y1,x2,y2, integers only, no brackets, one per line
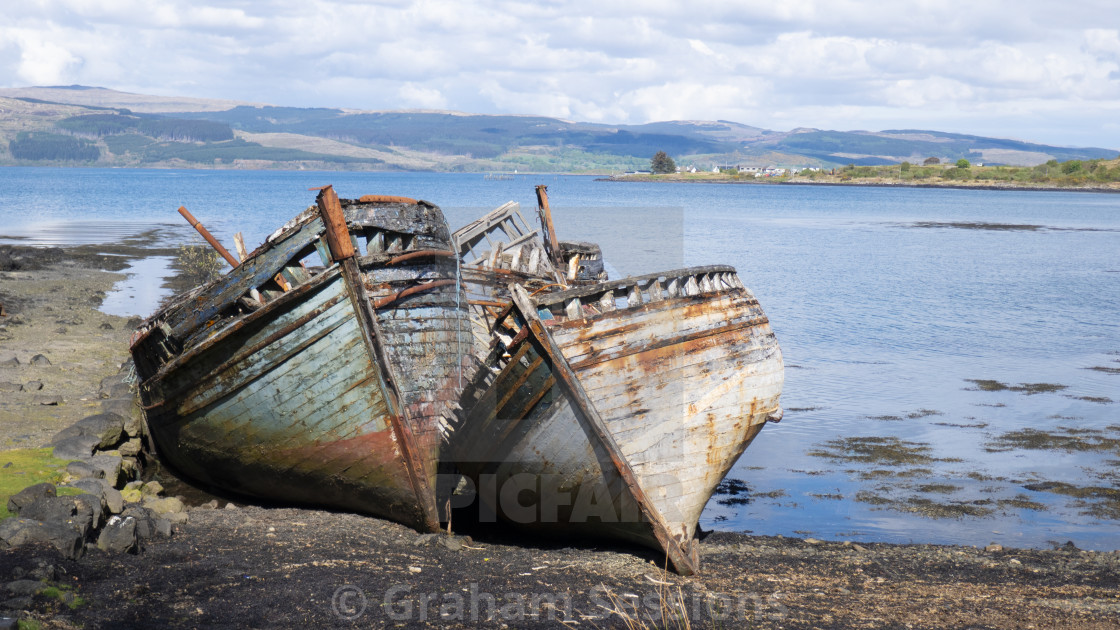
397,83,448,109
0,0,1117,147
6,30,82,85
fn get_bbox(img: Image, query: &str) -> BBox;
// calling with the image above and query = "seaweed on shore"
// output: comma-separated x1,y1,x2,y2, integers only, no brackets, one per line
985,427,1120,454
868,408,943,422
1065,395,1114,404
909,221,1043,231
809,436,959,466
964,379,1068,394
1021,481,1120,520
854,491,995,518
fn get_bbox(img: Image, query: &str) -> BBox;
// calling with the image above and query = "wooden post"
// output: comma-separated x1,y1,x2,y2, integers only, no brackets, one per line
509,284,699,576
313,185,355,262
177,206,239,268
534,185,562,268
233,232,248,263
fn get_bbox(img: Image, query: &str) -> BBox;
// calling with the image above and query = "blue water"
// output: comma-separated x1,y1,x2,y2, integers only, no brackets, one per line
2,167,1118,550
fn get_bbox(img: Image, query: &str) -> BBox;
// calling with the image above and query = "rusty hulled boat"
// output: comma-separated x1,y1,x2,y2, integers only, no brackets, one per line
450,266,784,574
130,187,468,532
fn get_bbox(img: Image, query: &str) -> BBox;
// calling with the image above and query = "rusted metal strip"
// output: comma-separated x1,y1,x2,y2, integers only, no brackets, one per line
313,186,356,261
386,249,455,265
359,194,419,204
510,284,699,576
178,206,239,268
341,255,440,532
468,300,508,308
372,280,456,309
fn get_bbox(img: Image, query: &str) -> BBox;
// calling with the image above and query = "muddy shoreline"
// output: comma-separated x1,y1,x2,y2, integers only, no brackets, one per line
2,244,1119,628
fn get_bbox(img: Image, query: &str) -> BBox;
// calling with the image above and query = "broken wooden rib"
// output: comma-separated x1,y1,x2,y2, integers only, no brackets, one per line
450,266,784,574
451,200,566,372
130,188,469,532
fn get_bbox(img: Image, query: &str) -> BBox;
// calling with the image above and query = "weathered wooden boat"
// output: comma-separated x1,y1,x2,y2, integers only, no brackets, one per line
451,185,608,367
130,187,469,532
450,266,784,574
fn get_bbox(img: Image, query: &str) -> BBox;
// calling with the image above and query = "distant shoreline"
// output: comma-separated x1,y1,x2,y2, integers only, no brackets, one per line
598,174,1120,194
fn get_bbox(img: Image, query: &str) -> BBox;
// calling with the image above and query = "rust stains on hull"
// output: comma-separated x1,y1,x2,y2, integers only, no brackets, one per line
131,189,469,533
451,266,784,574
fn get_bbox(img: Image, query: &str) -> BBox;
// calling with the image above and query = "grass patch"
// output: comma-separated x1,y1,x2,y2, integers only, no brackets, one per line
40,584,87,609
0,448,75,519
1083,366,1120,374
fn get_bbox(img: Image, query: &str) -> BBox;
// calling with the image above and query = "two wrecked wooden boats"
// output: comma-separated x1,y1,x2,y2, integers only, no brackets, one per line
130,185,784,575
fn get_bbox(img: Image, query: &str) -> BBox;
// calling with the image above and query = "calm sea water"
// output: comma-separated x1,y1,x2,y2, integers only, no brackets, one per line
2,167,1118,550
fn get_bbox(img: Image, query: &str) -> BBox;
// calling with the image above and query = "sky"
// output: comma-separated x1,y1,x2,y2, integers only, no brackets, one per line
2,0,1119,149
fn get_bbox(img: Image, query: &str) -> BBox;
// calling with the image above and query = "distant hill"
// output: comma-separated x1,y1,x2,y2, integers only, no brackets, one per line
0,86,1114,171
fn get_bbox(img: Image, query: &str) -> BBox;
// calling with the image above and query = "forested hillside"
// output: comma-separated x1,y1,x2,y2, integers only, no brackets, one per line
1,86,1115,172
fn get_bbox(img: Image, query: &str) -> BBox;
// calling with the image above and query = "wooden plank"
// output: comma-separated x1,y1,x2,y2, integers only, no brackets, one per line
510,284,698,576
341,255,440,532
166,215,324,341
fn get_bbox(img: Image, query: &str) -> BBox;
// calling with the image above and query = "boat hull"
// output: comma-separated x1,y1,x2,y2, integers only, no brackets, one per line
133,192,468,531
452,266,783,572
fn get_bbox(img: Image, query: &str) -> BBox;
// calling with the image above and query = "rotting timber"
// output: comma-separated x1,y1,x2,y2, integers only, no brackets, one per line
451,186,608,371
130,187,469,532
450,267,784,575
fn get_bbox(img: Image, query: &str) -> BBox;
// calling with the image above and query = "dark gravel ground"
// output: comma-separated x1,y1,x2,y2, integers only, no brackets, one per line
3,502,1119,629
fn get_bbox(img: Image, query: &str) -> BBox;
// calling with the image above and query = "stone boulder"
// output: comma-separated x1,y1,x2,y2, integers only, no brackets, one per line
68,479,124,514
51,435,101,461
5,483,55,515
0,518,84,560
140,481,163,498
95,515,137,554
72,413,126,449
145,496,184,517
65,460,98,479
17,494,102,538
87,454,124,487
119,438,142,457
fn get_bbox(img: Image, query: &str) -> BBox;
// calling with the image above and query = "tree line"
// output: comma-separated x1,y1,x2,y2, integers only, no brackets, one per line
56,114,234,142
9,132,100,162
